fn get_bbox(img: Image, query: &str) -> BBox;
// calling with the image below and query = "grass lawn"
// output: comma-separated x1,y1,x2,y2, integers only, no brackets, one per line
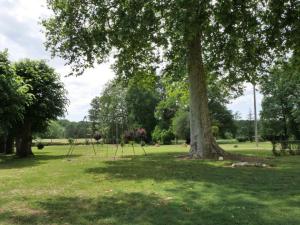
0,142,299,225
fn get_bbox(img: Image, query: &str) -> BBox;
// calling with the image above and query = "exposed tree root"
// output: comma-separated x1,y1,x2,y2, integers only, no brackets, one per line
181,143,268,163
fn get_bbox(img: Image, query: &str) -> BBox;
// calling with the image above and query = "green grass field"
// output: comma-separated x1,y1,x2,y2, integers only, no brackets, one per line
0,143,300,225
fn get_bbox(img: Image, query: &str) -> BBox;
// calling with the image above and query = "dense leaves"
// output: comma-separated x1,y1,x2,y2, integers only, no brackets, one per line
0,50,31,135
260,58,300,140
14,59,68,133
43,0,277,83
43,0,299,157
0,51,68,156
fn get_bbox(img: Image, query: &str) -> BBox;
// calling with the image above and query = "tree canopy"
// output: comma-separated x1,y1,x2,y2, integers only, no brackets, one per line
0,50,31,135
12,59,68,157
43,0,299,158
260,57,300,140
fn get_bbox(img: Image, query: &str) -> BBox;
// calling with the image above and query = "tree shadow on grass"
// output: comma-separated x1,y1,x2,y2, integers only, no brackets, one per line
86,152,300,199
1,192,299,225
0,153,81,169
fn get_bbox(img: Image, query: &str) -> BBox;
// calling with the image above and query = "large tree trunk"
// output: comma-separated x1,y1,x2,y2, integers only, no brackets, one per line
16,120,33,157
0,136,5,154
5,134,14,154
187,32,226,158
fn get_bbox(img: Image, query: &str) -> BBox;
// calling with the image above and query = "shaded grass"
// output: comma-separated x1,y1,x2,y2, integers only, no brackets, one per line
0,143,299,225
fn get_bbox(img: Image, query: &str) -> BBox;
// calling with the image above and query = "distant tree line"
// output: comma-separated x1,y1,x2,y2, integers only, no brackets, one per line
37,56,300,145
38,119,92,139
87,72,237,144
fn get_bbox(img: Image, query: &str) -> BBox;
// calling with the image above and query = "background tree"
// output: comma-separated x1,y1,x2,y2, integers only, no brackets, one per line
260,58,300,140
39,120,65,140
13,60,68,157
172,109,190,144
155,76,235,142
125,73,159,141
44,1,293,158
0,50,31,154
57,120,80,138
88,80,128,143
89,97,101,134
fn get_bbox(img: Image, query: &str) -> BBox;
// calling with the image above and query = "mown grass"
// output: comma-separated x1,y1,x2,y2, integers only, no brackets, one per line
0,142,299,225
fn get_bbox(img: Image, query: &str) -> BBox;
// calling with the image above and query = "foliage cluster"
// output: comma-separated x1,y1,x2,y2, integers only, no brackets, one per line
0,50,68,157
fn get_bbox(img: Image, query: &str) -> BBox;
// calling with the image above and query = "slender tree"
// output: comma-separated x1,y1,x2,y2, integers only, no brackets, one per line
43,1,292,158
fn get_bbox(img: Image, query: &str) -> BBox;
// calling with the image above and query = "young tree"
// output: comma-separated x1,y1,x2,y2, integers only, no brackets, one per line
89,96,101,134
43,1,290,158
14,60,68,157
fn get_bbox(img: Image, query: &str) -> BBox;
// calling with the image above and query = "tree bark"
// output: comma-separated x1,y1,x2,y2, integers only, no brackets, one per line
0,136,5,154
5,134,14,154
16,120,34,157
187,32,226,158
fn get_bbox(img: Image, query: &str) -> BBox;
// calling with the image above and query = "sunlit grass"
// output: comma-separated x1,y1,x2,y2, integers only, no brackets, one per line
0,142,299,225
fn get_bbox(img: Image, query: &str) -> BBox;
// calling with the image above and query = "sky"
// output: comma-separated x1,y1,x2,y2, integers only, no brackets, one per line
0,0,262,121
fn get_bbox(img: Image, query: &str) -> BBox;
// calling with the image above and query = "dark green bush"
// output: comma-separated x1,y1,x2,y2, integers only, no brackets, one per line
37,142,44,150
236,137,248,142
93,132,101,141
85,139,90,145
216,139,238,144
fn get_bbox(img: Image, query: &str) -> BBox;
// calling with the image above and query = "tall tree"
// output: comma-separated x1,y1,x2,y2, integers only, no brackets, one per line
14,60,68,157
88,80,128,143
260,58,300,140
126,73,159,140
0,50,31,154
44,1,290,158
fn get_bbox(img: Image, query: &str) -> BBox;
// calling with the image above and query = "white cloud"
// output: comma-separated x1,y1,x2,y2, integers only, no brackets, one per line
0,0,262,121
0,0,114,121
227,83,262,119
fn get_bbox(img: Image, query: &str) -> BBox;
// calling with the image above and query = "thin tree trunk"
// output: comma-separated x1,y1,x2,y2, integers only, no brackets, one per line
16,120,33,157
187,32,226,158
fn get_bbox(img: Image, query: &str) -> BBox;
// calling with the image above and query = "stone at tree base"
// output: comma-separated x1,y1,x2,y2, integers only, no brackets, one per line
231,162,269,168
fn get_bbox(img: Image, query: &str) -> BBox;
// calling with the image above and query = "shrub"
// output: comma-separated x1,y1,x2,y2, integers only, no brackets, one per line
152,127,174,145
236,136,248,142
212,126,219,138
93,132,102,141
37,142,44,150
124,130,135,142
161,129,175,145
136,128,147,140
140,140,145,146
68,138,74,144
152,126,162,143
216,139,238,144
224,132,233,139
85,139,90,145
